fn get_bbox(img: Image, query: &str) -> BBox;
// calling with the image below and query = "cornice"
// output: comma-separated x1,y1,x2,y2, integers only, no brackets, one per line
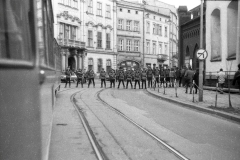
57,11,81,24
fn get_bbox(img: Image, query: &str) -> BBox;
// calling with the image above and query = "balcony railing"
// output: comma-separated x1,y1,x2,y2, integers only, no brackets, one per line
157,54,168,62
58,38,85,48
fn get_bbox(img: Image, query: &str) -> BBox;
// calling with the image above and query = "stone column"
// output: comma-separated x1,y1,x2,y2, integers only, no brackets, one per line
65,49,69,69
61,49,66,71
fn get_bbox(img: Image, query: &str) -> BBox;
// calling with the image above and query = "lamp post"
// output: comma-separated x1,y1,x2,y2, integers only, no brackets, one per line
199,0,204,101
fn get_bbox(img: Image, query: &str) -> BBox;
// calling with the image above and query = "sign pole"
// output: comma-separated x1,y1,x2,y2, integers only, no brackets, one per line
199,0,204,101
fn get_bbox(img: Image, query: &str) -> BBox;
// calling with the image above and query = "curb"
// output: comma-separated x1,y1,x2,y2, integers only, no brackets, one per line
146,89,240,124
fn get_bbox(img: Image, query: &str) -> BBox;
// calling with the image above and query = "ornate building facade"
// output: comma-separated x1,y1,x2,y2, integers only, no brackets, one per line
52,0,86,71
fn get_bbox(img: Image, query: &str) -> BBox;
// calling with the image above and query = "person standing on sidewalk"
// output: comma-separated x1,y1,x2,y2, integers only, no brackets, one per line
87,68,95,88
65,66,71,88
141,68,147,89
160,68,165,88
100,68,106,88
165,68,170,87
169,68,175,87
117,67,125,89
181,66,187,87
217,68,226,94
184,67,194,94
175,67,181,87
232,63,240,94
153,67,160,88
108,68,116,88
147,66,153,88
193,69,199,94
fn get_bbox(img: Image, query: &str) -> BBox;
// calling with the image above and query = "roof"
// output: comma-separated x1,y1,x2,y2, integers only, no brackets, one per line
178,6,188,12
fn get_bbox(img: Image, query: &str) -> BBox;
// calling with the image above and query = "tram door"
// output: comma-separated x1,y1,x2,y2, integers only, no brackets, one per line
0,1,41,160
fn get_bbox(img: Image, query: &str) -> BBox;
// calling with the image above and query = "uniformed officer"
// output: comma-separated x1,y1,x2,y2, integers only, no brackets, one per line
65,66,71,88
153,67,160,88
165,67,170,87
134,68,141,89
99,68,106,88
87,68,95,88
126,68,133,89
160,68,165,88
108,68,116,88
117,67,125,89
141,68,147,89
147,66,153,88
76,68,84,88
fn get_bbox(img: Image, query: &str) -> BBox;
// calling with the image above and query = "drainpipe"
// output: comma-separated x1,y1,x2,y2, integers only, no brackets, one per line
143,5,145,67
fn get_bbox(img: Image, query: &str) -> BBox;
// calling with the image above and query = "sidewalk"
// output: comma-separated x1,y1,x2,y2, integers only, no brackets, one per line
146,86,240,123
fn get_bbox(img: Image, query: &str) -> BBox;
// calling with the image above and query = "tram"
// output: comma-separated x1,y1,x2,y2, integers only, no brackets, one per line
0,0,61,159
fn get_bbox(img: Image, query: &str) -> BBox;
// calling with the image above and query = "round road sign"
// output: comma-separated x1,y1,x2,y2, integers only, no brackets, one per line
196,49,208,60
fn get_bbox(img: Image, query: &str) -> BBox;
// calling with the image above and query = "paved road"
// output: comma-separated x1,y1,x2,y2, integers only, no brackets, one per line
99,88,240,160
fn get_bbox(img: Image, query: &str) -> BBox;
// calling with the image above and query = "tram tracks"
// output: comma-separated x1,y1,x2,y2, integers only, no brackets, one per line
59,87,190,160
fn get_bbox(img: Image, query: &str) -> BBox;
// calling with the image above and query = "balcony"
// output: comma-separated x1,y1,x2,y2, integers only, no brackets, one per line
58,38,85,48
157,54,168,62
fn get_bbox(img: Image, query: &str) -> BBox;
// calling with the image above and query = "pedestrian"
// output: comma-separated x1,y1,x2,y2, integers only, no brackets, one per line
65,66,71,88
87,68,95,88
116,68,119,82
117,67,125,89
134,68,141,89
76,68,83,88
232,63,240,94
141,68,147,89
153,67,160,88
175,67,181,87
126,68,133,89
169,68,175,87
100,68,106,88
184,67,194,94
108,68,116,88
181,66,187,87
147,66,153,88
165,68,170,87
83,68,87,84
217,68,226,94
192,69,199,94
160,68,165,88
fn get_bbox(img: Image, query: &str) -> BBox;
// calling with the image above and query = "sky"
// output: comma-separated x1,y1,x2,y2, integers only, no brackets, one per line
158,0,201,10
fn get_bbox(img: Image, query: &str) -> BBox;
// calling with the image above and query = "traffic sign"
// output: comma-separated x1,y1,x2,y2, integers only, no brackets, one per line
196,49,208,60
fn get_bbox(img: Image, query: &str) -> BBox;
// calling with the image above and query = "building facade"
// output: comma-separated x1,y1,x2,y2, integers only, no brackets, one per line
116,1,144,70
178,5,206,70
144,5,170,69
81,0,117,74
52,0,86,71
205,0,240,73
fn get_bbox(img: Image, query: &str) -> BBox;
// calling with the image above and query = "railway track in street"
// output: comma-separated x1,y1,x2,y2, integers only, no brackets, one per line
57,86,191,160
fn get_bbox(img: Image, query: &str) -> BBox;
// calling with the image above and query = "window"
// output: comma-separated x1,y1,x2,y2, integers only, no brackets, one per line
153,43,156,54
153,23,156,34
146,42,150,54
106,59,111,72
126,40,131,51
88,0,93,14
120,8,122,12
134,40,139,51
119,39,124,51
128,10,130,13
64,25,70,39
97,59,102,73
165,44,168,54
126,20,131,31
159,25,162,36
165,26,168,37
0,0,33,61
118,19,123,30
136,11,138,14
88,58,93,70
88,30,93,47
106,33,111,49
60,23,77,40
97,2,102,16
134,21,139,31
70,26,76,39
146,21,150,33
106,5,111,18
97,32,102,48
159,43,162,54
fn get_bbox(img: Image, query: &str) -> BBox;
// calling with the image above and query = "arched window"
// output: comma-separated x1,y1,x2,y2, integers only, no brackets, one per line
193,44,199,69
185,46,190,67
211,9,221,61
227,0,238,60
97,58,102,73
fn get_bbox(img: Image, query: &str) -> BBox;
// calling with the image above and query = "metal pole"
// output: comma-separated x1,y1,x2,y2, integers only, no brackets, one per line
199,0,204,101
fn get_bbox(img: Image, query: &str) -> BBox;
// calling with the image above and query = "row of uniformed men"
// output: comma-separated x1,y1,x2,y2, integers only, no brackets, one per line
70,66,177,89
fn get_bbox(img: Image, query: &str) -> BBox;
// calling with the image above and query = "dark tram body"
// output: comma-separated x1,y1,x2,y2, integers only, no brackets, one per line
0,0,61,159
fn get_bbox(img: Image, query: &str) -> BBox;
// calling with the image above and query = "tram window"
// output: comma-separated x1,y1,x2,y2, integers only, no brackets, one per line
0,0,33,61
